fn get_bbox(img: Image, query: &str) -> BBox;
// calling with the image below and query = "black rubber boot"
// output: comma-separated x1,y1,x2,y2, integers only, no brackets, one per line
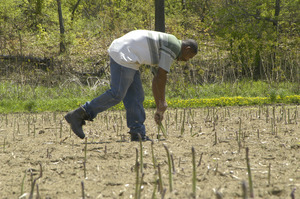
128,132,152,142
64,107,91,139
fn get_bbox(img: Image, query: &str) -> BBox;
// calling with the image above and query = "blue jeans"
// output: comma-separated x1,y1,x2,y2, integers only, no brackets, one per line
82,57,146,136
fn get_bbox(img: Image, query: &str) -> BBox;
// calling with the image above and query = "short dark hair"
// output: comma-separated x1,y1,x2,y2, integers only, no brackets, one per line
182,39,198,54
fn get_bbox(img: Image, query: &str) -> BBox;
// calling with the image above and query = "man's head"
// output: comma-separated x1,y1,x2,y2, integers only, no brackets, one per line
177,39,198,61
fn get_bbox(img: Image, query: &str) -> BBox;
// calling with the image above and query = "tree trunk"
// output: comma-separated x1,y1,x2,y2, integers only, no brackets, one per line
152,0,165,76
155,0,165,32
273,0,280,82
57,0,66,54
273,0,280,27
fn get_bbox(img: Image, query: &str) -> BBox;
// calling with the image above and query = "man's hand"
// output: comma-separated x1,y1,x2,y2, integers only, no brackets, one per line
154,102,167,124
154,111,163,124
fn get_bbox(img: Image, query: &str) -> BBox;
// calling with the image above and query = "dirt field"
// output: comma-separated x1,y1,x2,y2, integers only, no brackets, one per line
0,105,299,199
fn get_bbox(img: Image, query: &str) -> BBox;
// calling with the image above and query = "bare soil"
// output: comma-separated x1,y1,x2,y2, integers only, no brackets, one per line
0,105,299,199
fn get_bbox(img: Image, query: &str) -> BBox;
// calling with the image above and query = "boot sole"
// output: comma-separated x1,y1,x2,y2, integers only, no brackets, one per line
129,132,152,142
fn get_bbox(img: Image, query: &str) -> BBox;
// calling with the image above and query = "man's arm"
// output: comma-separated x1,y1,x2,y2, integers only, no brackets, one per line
152,67,168,124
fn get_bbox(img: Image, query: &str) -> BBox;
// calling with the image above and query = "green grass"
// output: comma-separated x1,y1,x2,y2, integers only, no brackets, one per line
0,80,299,113
165,80,299,99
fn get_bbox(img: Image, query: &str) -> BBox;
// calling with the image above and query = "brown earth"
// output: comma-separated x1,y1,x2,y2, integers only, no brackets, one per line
0,105,299,199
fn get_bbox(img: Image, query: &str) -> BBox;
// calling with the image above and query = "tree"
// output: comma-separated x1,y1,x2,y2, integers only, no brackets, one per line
210,0,298,82
57,0,65,54
155,0,165,32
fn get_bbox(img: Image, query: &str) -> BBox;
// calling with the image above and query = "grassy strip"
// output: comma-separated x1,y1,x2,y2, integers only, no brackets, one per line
0,95,299,113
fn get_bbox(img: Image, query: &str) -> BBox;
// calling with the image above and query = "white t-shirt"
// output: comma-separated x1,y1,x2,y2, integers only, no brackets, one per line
108,30,182,72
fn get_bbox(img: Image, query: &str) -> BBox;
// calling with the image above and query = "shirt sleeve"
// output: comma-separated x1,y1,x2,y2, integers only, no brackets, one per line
158,51,174,73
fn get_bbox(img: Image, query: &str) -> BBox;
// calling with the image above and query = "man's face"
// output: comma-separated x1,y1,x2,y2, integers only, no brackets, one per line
177,46,197,61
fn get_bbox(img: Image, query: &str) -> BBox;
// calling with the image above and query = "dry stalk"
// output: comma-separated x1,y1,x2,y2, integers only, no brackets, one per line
138,134,144,174
163,144,173,192
83,137,88,178
242,181,248,199
239,117,242,142
175,109,178,130
214,131,218,145
104,145,107,156
268,163,271,186
170,154,175,174
20,169,27,197
83,162,86,179
181,109,186,136
192,147,196,198
290,188,296,199
135,161,140,199
36,183,40,199
81,181,85,199
157,164,163,194
245,147,254,198
27,117,30,136
266,106,269,123
28,163,43,199
288,108,291,124
295,106,298,124
151,141,157,170
151,178,157,199
84,137,87,162
59,120,63,138
138,173,145,199
5,114,8,126
197,152,203,167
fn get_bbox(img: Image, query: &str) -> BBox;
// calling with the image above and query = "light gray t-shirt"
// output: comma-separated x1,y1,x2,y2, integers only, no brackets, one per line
108,30,181,72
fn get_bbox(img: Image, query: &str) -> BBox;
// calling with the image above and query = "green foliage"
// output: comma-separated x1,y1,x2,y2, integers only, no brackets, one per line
269,88,277,102
210,0,299,81
0,0,299,113
165,80,299,100
24,100,36,112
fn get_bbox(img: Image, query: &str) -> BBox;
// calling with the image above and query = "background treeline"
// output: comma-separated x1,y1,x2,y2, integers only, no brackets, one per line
0,0,299,95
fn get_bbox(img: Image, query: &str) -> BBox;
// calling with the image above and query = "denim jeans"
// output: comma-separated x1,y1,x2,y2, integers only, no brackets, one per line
82,57,146,136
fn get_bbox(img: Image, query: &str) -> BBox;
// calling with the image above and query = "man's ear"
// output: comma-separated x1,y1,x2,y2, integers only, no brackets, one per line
185,46,192,52
186,46,191,50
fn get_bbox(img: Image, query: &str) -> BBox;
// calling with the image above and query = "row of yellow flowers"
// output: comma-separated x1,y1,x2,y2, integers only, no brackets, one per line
112,95,300,110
